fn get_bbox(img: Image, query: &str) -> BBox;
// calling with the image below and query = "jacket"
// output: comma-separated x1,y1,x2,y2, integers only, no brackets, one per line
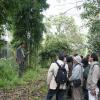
16,46,26,64
47,59,69,90
70,64,83,81
87,61,100,90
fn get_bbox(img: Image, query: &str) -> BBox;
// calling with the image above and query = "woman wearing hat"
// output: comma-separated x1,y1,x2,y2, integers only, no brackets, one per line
69,55,83,100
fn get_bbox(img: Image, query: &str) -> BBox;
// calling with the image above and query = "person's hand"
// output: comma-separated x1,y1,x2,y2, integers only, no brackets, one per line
26,51,30,55
90,89,96,96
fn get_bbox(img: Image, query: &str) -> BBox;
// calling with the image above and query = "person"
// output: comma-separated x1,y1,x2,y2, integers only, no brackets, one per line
69,55,83,100
46,52,69,100
81,55,84,61
82,56,90,100
16,42,28,77
87,53,100,100
66,56,73,99
66,56,73,78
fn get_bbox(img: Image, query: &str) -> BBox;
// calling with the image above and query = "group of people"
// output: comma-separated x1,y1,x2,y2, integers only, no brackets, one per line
15,42,100,100
46,52,100,100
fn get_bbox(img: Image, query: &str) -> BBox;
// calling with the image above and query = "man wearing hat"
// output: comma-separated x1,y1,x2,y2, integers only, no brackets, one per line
46,52,69,100
69,55,83,100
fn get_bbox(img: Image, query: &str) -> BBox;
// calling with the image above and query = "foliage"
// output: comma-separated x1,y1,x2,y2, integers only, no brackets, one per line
40,35,71,68
81,0,100,53
45,35,70,50
0,0,49,67
0,58,46,88
40,15,85,67
44,15,78,35
45,35,71,52
0,58,18,88
12,0,48,44
0,39,6,50
88,19,100,53
43,15,85,55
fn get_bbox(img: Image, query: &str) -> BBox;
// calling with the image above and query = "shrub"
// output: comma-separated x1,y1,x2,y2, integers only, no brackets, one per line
0,58,19,88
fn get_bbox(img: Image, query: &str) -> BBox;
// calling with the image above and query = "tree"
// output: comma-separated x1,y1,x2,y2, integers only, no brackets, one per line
0,0,49,67
40,35,71,67
0,0,7,49
44,15,85,54
81,0,100,54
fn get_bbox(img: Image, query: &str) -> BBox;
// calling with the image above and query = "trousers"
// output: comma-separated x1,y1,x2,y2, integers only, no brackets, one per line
46,89,65,100
19,62,25,77
72,86,82,100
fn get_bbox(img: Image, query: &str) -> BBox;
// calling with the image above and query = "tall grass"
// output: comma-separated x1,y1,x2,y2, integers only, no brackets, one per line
0,58,47,89
0,58,18,88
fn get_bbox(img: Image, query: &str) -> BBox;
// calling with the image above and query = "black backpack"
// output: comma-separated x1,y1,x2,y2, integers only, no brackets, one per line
97,79,100,89
55,62,68,85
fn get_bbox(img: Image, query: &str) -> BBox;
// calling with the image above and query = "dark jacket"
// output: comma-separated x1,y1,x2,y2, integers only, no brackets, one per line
16,46,26,64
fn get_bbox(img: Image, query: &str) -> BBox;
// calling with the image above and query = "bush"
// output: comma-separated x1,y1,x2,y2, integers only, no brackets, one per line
39,35,71,68
0,58,19,88
0,58,46,89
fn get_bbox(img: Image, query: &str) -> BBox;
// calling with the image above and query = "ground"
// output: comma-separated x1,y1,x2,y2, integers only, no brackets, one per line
0,69,47,100
0,69,100,100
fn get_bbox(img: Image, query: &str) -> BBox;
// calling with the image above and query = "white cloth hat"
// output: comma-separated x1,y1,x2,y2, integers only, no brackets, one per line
73,55,82,64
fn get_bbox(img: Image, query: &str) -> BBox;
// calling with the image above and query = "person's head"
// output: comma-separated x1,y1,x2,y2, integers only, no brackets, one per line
20,41,26,48
80,55,83,60
82,58,88,68
73,55,82,64
58,52,65,61
89,53,98,62
86,54,90,61
66,56,73,63
74,53,78,57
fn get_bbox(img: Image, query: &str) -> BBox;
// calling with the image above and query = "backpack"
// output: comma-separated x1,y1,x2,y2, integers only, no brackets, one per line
55,62,68,85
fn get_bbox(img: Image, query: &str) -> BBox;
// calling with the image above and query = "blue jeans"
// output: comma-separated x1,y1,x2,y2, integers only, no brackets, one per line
46,89,65,100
